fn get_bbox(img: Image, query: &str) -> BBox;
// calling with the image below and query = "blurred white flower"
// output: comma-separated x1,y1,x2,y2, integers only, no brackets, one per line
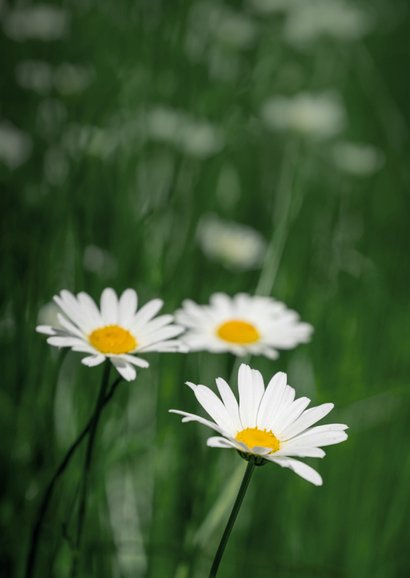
261,92,346,139
83,245,118,278
4,5,70,41
179,119,224,158
176,293,312,359
146,106,224,159
146,107,180,143
0,121,32,169
332,141,384,176
211,10,257,50
54,63,93,95
187,1,257,54
16,60,53,94
15,61,92,96
248,0,299,15
284,0,370,45
37,301,63,329
185,0,257,83
197,215,266,270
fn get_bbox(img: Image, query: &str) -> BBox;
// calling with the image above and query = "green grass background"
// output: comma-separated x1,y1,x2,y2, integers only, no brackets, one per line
1,1,410,577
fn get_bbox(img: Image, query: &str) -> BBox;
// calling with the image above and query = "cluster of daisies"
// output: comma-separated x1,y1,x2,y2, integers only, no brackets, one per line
37,287,347,486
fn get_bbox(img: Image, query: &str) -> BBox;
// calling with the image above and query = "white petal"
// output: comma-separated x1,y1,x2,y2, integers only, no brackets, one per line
57,313,85,338
269,457,323,486
174,311,196,328
72,343,99,354
206,436,242,450
269,385,295,431
138,315,174,337
169,410,223,434
209,293,233,314
249,446,273,455
275,397,311,436
118,289,138,326
180,333,228,352
138,340,186,352
141,325,184,344
132,299,164,328
100,288,118,325
257,371,287,430
47,336,84,348
110,358,136,381
120,354,149,368
288,427,348,448
190,383,237,435
77,292,104,326
262,347,280,360
280,403,334,440
274,446,325,458
216,377,242,432
36,325,56,335
175,300,211,325
81,354,105,367
238,364,265,428
54,291,87,332
233,293,251,310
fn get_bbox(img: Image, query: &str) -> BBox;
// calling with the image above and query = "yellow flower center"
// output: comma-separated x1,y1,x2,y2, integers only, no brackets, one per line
89,325,137,355
235,428,280,453
216,319,260,345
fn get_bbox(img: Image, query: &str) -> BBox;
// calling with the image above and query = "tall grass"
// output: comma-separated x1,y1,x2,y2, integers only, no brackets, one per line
1,1,409,577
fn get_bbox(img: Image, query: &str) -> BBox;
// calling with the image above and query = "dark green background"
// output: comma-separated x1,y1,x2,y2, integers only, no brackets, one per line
1,1,410,577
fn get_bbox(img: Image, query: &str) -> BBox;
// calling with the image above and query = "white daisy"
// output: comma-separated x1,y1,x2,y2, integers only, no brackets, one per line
261,91,345,140
175,293,312,359
197,214,266,271
170,364,348,485
36,288,186,381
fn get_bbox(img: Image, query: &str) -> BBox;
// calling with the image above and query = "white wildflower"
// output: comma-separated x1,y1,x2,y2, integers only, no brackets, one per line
0,121,32,169
261,92,346,140
4,5,70,41
197,215,266,270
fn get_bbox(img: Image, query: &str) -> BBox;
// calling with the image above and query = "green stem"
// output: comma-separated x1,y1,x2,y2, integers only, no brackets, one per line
24,374,122,578
208,460,255,578
256,137,299,297
70,361,111,578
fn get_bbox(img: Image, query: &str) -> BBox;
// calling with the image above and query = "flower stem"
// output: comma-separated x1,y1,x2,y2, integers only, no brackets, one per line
256,137,299,297
208,460,255,578
24,373,122,578
69,361,111,578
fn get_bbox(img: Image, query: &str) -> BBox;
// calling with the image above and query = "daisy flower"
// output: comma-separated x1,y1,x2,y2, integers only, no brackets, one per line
175,293,312,359
36,288,186,381
170,363,348,485
197,214,267,271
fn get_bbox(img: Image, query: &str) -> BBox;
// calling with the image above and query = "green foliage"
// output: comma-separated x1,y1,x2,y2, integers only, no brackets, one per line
1,1,410,577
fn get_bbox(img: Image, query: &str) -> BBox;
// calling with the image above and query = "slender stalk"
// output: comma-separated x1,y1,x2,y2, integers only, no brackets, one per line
70,361,112,578
24,374,122,578
256,137,299,297
208,460,255,578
